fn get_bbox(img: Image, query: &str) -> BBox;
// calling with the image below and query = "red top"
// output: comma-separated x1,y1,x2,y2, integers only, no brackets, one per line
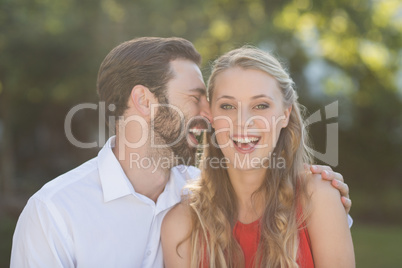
233,218,314,268
200,218,314,267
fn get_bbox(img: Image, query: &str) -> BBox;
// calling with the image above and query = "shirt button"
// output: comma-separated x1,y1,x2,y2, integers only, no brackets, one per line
146,250,151,256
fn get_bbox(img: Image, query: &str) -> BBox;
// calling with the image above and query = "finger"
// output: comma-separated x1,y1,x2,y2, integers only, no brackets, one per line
310,165,333,174
341,196,352,214
322,170,344,183
332,179,349,199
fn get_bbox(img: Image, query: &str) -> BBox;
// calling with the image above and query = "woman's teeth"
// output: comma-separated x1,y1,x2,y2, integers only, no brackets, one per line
232,137,260,144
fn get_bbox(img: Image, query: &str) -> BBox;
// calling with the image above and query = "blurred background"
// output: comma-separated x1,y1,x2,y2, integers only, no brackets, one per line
0,0,401,266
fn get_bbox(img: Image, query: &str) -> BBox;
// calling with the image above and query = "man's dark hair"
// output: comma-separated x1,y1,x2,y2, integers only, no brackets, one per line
97,37,201,124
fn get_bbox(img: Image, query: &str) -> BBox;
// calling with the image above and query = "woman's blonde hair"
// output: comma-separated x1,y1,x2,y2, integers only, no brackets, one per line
184,46,313,267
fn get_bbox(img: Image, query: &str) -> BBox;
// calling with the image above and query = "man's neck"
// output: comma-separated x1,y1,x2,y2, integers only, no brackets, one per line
113,138,171,203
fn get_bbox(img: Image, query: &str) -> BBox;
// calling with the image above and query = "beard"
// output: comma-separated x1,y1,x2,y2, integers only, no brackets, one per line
148,105,197,168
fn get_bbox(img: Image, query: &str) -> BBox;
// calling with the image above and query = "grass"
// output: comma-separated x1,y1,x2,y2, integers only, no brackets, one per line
1,216,401,267
352,222,402,267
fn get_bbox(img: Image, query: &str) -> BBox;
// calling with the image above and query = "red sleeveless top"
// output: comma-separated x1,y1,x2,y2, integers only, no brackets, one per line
201,218,314,267
233,218,314,267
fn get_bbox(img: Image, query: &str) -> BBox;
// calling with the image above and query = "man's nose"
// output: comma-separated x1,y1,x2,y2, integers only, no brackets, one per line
199,97,212,123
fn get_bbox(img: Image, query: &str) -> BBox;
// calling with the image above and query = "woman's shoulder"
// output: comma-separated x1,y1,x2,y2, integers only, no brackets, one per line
161,202,192,239
161,202,193,267
304,171,341,200
303,172,355,267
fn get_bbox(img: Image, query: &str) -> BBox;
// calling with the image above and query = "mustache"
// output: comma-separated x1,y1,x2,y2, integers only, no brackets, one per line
187,117,210,131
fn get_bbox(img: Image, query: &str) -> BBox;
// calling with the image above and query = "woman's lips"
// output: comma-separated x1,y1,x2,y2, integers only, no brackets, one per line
231,135,261,154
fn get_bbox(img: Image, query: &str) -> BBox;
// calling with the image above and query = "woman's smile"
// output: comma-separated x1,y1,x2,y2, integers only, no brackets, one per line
231,135,261,154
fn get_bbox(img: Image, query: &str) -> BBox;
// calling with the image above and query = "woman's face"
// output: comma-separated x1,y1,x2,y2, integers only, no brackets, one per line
210,67,291,170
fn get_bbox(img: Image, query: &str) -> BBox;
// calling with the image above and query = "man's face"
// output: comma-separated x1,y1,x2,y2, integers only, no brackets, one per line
151,59,211,166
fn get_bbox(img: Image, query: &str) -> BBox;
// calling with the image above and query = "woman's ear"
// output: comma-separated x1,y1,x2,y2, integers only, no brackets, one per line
282,105,292,128
130,85,156,116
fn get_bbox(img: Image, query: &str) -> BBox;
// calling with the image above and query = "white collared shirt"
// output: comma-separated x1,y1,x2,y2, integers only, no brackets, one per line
11,136,200,268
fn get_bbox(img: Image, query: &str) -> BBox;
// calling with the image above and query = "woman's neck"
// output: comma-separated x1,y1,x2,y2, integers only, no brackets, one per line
227,166,267,224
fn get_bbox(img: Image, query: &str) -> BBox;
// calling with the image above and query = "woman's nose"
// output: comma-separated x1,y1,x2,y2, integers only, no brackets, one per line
235,105,253,129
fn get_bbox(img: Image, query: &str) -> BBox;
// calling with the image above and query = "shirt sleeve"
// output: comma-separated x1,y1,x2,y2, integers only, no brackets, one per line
347,214,353,228
10,197,75,268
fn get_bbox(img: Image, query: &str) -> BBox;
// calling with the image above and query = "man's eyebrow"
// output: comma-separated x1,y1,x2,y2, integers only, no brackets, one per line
190,88,207,96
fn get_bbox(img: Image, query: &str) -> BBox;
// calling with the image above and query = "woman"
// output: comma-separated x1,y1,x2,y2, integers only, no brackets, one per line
161,47,355,267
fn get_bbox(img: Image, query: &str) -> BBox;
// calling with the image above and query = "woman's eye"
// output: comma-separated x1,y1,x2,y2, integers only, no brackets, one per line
220,104,235,110
255,103,269,110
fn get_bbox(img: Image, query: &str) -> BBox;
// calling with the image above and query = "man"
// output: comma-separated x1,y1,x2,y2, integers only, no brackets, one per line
11,37,351,267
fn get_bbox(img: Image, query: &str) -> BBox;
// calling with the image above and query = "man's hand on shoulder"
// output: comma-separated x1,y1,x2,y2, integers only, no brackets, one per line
307,164,352,214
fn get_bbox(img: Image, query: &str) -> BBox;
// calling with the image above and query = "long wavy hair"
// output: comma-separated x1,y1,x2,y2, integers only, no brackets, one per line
183,46,314,267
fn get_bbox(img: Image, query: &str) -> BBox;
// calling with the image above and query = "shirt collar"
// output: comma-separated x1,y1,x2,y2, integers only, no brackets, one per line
98,136,132,202
155,165,199,213
98,137,200,207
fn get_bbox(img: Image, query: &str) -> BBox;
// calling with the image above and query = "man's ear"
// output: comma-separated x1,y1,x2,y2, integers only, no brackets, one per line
282,105,292,128
130,85,156,116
